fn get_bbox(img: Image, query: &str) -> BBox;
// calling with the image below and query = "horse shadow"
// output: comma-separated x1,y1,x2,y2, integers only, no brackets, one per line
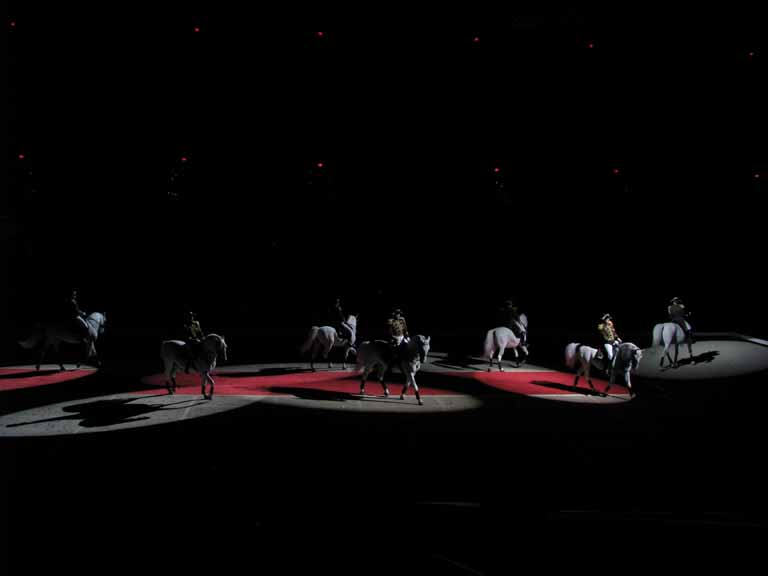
661,350,720,371
429,352,486,371
529,380,609,397
266,386,361,402
0,369,63,379
5,395,205,429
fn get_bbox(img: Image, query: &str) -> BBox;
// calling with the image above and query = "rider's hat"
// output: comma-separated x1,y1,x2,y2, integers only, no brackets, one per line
601,313,612,321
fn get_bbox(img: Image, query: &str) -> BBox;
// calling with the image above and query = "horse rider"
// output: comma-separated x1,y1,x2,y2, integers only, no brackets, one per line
668,297,693,343
330,297,354,343
597,313,621,373
501,299,528,349
183,310,204,373
67,289,89,333
387,307,410,364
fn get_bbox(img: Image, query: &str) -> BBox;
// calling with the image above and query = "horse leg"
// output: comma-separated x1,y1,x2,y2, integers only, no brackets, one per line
379,364,390,396
360,366,371,395
573,364,582,388
37,342,47,371
513,347,521,368
605,365,614,394
625,369,634,397
585,362,595,391
207,374,215,399
53,342,65,372
674,344,679,368
201,373,207,398
497,349,504,372
309,342,317,371
411,373,423,406
400,368,411,400
487,351,493,372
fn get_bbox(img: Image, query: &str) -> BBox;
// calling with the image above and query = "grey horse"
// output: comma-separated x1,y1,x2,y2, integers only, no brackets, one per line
483,314,528,371
565,341,643,396
161,333,228,399
300,315,357,370
18,312,107,371
357,335,431,405
652,321,694,368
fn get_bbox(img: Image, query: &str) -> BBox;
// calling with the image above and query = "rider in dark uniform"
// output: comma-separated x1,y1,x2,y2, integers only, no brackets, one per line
183,310,204,373
500,299,528,349
66,289,88,333
329,297,353,343
668,297,693,343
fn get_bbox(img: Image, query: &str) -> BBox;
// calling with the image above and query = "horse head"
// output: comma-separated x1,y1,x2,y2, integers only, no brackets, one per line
204,334,228,361
621,343,642,370
415,335,431,363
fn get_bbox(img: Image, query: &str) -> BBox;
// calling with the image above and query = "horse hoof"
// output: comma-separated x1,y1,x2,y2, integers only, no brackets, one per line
399,395,405,401
384,390,390,397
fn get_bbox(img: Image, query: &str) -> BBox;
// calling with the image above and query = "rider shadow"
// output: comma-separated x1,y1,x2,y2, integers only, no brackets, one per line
5,395,205,429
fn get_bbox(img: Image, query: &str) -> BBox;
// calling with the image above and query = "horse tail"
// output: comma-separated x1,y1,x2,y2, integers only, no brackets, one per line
483,329,496,358
565,343,579,369
300,327,319,355
18,325,43,349
652,324,663,347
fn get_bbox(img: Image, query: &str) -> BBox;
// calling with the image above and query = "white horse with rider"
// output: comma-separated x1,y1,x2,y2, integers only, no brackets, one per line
565,341,643,396
356,335,431,405
483,313,528,371
160,333,228,399
300,314,357,370
652,320,694,368
18,312,108,371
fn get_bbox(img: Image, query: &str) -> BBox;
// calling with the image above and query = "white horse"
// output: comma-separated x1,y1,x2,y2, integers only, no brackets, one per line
565,341,643,396
160,333,228,399
652,321,694,368
483,314,528,371
300,315,357,370
18,312,108,371
357,335,431,405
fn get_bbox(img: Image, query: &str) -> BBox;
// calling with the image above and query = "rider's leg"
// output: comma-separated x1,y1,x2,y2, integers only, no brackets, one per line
604,343,613,372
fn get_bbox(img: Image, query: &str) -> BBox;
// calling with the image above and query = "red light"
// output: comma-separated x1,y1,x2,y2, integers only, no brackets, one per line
588,42,595,49
18,154,25,160
612,168,620,175
194,27,200,33
473,37,480,43
493,167,500,173
317,31,324,37
316,162,324,168
180,156,188,162
10,21,16,27
755,173,761,179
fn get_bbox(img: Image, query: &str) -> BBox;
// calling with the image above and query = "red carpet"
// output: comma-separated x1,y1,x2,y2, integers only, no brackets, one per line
137,369,619,396
0,367,96,391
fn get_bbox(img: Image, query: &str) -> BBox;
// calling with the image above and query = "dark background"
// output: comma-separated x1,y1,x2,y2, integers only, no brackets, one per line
3,7,766,574
4,7,766,372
